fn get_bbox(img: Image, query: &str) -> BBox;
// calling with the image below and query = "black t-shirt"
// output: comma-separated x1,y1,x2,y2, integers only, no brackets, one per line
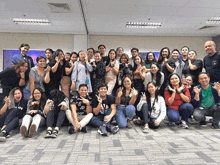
48,59,65,85
160,58,176,81
70,93,92,115
63,61,72,77
182,59,203,83
92,95,115,114
204,52,220,82
101,56,108,65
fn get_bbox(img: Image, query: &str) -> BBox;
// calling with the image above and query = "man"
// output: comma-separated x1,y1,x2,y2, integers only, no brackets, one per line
87,48,95,63
116,47,124,62
130,47,139,68
98,44,108,64
179,46,189,64
171,49,185,78
192,72,220,129
204,41,220,83
89,83,119,136
67,84,93,134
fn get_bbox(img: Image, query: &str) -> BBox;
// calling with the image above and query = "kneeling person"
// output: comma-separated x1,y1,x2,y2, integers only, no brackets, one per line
67,84,93,134
192,72,220,129
90,83,119,136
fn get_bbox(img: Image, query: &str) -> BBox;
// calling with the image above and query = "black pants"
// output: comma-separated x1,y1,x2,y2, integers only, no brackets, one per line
46,109,66,128
137,103,160,129
0,108,23,133
193,104,220,123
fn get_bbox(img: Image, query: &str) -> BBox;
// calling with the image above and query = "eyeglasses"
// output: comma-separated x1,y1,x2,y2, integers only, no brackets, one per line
34,93,41,95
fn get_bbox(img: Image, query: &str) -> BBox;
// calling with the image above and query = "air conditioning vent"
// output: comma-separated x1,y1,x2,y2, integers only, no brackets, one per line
47,3,72,13
198,26,217,31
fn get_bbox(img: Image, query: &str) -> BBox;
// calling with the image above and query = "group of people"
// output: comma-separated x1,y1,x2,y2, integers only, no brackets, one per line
0,40,220,142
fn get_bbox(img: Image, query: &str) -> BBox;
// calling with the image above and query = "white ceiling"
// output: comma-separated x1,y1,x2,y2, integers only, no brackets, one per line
0,0,220,37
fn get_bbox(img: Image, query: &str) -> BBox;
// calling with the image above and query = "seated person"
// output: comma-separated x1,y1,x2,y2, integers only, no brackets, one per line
192,72,220,129
66,84,93,134
90,83,119,136
0,87,27,141
44,89,69,138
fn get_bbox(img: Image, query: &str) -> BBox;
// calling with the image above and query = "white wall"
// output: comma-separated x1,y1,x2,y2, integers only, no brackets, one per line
89,35,212,59
0,33,212,72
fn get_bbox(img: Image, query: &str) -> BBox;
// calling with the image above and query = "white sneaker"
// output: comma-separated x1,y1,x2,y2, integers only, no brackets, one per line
143,124,149,133
181,120,189,129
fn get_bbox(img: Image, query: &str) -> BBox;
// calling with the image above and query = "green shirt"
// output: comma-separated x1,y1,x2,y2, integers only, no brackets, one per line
143,61,151,69
200,84,215,108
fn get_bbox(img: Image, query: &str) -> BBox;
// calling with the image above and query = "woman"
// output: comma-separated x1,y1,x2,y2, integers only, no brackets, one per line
143,62,164,95
115,75,138,128
24,56,50,99
71,50,93,95
133,55,146,94
44,49,65,97
61,52,76,98
11,43,34,68
0,59,30,101
0,87,28,141
44,89,69,138
185,74,195,95
158,47,175,96
136,82,166,133
45,48,54,64
117,53,133,88
164,73,194,129
91,51,106,96
144,52,157,72
20,88,47,137
182,50,203,85
105,49,119,95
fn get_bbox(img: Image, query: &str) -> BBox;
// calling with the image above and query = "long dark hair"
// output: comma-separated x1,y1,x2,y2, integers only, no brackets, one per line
150,62,162,87
49,89,66,107
8,87,24,109
133,55,144,71
14,59,30,78
121,75,133,97
106,49,117,66
145,52,157,64
167,73,185,95
158,47,170,64
31,88,47,110
145,82,159,113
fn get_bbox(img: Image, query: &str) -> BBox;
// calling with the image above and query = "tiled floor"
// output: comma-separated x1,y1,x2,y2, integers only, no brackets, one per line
1,121,220,165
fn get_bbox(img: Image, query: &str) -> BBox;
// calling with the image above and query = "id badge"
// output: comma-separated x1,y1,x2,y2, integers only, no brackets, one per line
85,76,89,85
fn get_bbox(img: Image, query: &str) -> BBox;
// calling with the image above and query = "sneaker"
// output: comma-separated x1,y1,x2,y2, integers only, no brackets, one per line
181,120,189,129
0,131,7,142
98,124,108,136
143,124,150,133
81,126,87,133
110,125,119,134
28,124,36,137
211,119,220,130
187,116,194,124
127,119,132,128
44,129,52,138
168,122,176,126
51,129,59,138
68,126,75,134
20,125,28,137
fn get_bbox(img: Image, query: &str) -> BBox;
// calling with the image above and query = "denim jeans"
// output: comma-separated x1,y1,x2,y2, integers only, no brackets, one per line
115,105,135,128
167,103,194,122
193,104,220,123
46,109,66,128
89,108,112,131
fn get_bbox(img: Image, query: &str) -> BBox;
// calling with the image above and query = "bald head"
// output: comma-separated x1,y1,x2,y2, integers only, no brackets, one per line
204,41,216,56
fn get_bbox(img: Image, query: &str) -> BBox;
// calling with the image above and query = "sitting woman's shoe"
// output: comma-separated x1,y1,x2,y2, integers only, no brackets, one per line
143,124,150,133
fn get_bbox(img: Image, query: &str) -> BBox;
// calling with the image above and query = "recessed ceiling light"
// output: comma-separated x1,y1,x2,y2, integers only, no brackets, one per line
126,22,162,28
206,17,220,24
11,18,51,25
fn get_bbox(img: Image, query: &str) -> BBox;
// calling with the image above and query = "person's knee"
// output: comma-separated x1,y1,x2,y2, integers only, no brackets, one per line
118,121,127,128
167,110,179,122
126,105,135,113
185,103,194,113
193,108,204,121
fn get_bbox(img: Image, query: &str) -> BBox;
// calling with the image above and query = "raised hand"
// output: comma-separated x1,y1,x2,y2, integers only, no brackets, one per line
168,85,176,93
117,87,123,98
193,86,201,94
92,62,96,67
110,60,116,67
44,66,51,72
177,85,185,93
79,96,90,105
20,71,25,79
141,92,146,101
55,56,60,63
213,82,220,91
131,87,138,96
96,95,102,104
164,58,168,63
85,56,88,63
4,96,11,104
